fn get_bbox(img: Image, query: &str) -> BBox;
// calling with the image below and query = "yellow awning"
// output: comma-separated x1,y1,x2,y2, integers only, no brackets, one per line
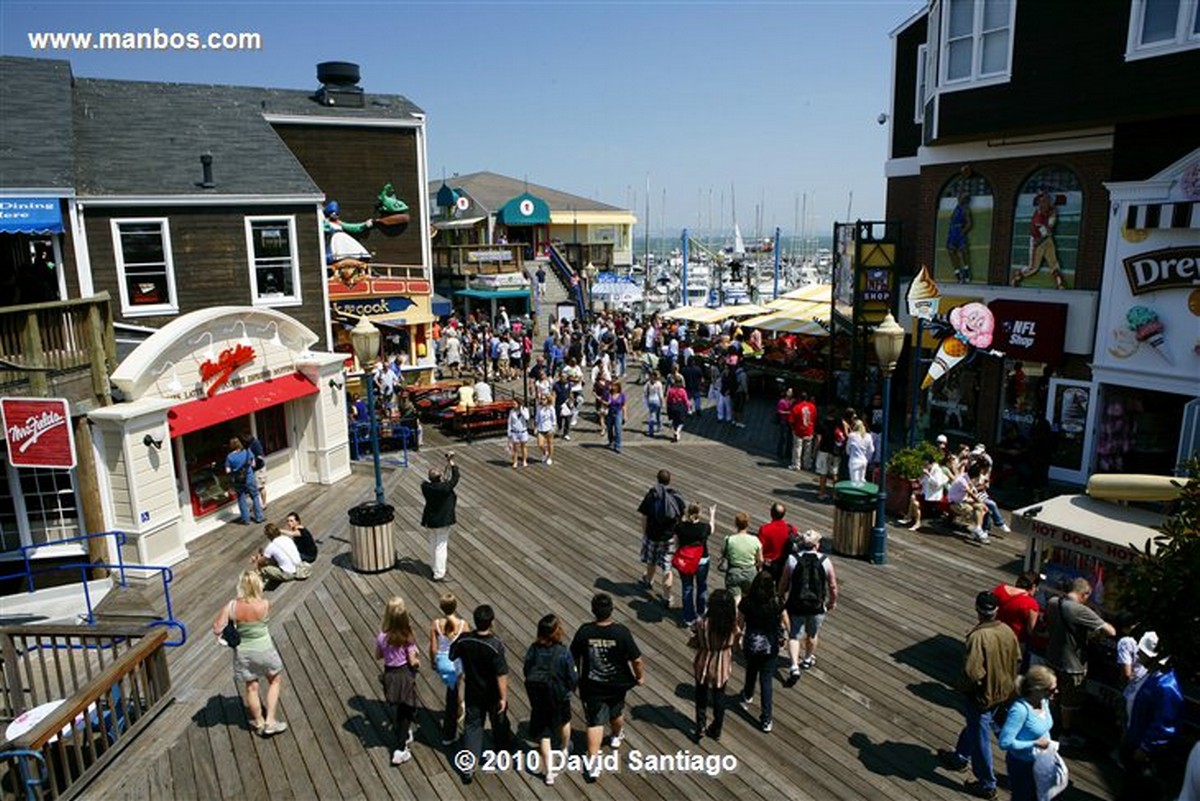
779,284,833,302
741,300,831,335
661,306,716,322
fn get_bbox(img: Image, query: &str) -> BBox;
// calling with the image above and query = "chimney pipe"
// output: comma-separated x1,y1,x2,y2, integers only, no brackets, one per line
200,152,214,188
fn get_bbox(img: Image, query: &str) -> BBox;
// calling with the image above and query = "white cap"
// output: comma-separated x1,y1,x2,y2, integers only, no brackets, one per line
936,434,948,444
1137,631,1160,659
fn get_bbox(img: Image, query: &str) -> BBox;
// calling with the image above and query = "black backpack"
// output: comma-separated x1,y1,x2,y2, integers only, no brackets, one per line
787,552,828,616
525,644,568,697
647,487,683,542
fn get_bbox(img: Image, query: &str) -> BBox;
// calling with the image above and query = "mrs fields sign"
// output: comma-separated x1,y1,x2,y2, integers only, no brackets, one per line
1,397,76,469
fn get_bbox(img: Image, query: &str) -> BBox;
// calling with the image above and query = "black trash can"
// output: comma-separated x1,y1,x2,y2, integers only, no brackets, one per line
833,481,878,558
348,502,395,573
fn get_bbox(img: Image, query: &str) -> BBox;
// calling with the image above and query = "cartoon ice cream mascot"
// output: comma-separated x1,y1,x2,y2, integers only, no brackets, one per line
921,302,997,389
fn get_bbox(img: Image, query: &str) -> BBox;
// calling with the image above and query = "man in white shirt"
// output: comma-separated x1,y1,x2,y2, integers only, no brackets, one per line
473,375,494,404
253,523,312,584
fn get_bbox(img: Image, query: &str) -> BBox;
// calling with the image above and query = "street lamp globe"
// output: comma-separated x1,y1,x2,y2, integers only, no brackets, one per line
872,312,906,375
350,317,381,368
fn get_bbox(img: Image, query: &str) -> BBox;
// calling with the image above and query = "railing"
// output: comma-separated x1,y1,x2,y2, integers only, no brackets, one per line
17,533,128,596
547,245,586,318
0,626,171,800
0,294,116,405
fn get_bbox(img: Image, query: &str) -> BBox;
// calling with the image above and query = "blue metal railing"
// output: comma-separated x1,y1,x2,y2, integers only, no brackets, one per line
3,531,187,647
17,531,128,594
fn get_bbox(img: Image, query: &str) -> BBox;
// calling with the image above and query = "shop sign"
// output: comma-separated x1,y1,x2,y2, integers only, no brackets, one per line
988,300,1067,364
200,344,256,397
1,397,76,469
1122,247,1200,295
1025,517,1139,565
332,297,415,317
466,249,513,263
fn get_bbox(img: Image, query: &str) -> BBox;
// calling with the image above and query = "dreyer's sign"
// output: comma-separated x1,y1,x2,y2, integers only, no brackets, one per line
1122,247,1200,295
1,397,76,469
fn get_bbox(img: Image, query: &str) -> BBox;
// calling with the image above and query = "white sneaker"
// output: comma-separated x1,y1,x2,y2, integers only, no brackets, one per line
609,730,625,748
563,434,571,440
545,771,557,786
1000,524,1011,533
973,528,989,543
392,748,411,765
546,457,552,465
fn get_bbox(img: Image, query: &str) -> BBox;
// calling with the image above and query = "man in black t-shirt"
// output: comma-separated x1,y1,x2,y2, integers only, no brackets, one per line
813,412,841,502
449,605,512,784
570,593,644,780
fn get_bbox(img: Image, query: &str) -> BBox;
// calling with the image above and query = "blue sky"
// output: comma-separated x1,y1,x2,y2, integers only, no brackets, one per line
2,0,920,240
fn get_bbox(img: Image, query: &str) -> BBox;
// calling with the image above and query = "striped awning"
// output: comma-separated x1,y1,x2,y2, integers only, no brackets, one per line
741,299,832,335
1125,201,1200,230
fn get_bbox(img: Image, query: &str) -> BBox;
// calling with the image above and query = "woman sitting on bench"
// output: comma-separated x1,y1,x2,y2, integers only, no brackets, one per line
898,455,949,531
946,462,990,543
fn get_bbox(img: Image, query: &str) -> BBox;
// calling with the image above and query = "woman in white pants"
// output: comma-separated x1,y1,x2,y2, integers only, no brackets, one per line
845,419,874,483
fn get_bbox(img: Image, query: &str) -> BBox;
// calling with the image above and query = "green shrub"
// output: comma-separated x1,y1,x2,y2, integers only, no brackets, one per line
886,441,943,480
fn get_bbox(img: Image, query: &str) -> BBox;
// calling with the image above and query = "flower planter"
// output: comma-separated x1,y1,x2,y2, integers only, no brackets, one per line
885,474,919,518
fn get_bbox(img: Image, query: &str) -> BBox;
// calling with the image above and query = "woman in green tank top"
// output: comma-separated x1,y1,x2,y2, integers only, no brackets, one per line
213,570,288,737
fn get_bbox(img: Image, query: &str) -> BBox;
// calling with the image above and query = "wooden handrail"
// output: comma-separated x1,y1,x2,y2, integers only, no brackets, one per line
0,292,113,317
9,629,168,752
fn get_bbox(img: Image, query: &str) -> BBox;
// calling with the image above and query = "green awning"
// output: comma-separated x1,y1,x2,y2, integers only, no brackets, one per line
496,192,550,226
454,288,531,300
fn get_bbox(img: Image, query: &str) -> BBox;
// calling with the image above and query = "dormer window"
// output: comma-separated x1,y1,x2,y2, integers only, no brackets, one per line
935,0,1015,89
1126,0,1200,61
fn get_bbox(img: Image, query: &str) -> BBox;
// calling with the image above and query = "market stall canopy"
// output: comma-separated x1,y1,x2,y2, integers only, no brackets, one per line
454,287,531,300
591,273,643,300
497,192,550,226
431,293,453,316
779,284,833,302
741,299,832,335
664,303,777,324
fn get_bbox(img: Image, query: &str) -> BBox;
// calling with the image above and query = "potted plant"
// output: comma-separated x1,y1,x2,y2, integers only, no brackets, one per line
885,441,942,517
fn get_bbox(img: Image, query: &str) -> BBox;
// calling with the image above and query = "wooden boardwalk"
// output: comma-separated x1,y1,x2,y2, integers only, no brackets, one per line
83,392,1123,800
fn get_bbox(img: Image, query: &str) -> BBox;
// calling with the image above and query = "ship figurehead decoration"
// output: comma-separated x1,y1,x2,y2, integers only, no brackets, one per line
921,300,1004,390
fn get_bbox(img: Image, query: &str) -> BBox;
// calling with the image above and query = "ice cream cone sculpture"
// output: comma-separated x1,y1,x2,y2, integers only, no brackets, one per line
922,335,968,389
907,264,941,320
1126,305,1173,365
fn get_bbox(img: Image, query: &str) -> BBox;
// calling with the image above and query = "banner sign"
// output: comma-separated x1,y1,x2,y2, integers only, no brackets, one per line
1,397,76,469
988,300,1068,364
1121,246,1200,295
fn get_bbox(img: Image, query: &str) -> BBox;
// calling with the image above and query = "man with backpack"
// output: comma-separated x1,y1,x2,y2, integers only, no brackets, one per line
225,436,264,525
244,431,267,507
636,468,685,608
778,529,838,687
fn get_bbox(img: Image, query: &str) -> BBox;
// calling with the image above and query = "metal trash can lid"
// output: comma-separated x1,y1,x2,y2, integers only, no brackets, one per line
834,481,879,499
348,502,395,527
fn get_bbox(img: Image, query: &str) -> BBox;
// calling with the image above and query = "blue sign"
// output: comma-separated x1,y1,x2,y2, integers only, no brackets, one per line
0,198,64,234
332,297,416,317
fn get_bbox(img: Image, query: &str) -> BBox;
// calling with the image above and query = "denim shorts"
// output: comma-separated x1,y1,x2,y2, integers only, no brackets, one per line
788,613,825,639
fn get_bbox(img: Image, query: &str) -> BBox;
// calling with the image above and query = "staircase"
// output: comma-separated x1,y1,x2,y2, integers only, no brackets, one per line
526,258,572,325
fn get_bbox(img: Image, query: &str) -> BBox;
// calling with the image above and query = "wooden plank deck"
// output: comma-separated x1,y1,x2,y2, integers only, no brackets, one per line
81,392,1123,800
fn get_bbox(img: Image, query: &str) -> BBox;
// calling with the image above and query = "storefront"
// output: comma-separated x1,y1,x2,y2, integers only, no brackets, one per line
87,307,350,568
1092,150,1200,477
898,283,1099,482
328,273,436,384
1,196,68,306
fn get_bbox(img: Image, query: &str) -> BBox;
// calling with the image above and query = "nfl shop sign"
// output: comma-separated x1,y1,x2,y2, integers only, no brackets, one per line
988,300,1068,365
1,397,76,469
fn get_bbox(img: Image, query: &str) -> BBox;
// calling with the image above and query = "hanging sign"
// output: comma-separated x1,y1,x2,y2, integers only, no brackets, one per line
199,344,256,397
1,397,76,469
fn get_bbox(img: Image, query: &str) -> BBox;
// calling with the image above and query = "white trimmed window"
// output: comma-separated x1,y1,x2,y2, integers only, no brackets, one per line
940,0,1015,87
1126,0,1200,60
245,216,301,306
112,218,178,316
0,458,82,557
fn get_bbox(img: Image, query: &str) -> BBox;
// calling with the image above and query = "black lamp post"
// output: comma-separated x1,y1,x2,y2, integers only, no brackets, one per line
870,312,906,565
350,317,386,506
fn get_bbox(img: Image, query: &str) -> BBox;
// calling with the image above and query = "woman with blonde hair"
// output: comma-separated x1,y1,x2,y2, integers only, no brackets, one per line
212,570,287,736
376,596,421,765
845,418,874,483
998,665,1057,801
535,393,557,465
719,511,763,603
429,592,468,745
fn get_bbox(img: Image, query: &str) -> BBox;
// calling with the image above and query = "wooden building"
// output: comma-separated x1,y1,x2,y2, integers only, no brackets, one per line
0,56,430,609
883,0,1200,480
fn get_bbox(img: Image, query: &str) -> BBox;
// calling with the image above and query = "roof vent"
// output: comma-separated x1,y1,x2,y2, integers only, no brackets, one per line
199,152,215,188
316,61,364,108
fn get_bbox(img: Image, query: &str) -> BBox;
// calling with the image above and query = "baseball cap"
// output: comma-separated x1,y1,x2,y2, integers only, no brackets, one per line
1137,631,1160,659
975,591,1000,614
972,444,987,455
936,434,948,444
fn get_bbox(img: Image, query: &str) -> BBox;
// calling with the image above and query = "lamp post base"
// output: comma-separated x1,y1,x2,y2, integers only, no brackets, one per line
870,523,888,565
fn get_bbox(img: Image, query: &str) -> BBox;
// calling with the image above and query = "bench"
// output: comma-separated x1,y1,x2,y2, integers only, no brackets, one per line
447,400,518,441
